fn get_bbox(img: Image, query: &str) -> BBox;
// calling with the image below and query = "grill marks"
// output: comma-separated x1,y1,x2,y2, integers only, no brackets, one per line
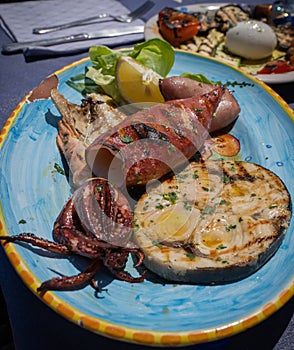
215,4,250,32
131,122,170,143
219,161,259,184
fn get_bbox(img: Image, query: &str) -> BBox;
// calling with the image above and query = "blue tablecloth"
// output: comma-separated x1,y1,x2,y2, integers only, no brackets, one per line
0,1,293,349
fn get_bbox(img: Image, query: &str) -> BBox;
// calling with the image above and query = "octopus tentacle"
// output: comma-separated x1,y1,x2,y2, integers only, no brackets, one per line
107,267,147,283
37,258,103,292
103,249,129,269
103,248,146,282
0,233,71,255
130,248,145,268
54,226,115,257
1,172,146,291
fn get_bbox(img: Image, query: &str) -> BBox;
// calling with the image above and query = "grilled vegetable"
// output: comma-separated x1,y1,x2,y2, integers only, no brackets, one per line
180,28,226,59
274,24,294,50
257,60,294,74
158,7,200,46
215,4,251,32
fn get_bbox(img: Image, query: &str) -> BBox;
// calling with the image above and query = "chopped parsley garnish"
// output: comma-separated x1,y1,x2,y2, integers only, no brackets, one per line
222,175,230,184
216,257,229,264
120,135,133,144
269,204,278,209
54,163,65,176
162,191,178,204
186,253,196,260
96,185,103,192
184,201,193,211
192,171,199,179
168,144,176,152
220,199,231,206
216,243,227,250
225,224,237,232
177,173,189,179
152,241,163,248
133,219,139,230
201,206,215,215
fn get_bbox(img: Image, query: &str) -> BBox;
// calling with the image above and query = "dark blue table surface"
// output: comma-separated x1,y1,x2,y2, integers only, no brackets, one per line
0,1,293,349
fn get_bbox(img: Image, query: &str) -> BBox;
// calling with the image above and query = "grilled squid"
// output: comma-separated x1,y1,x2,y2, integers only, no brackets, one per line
85,87,224,188
159,76,241,132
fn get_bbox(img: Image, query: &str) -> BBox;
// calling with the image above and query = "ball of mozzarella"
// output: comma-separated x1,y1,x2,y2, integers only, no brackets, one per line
225,20,277,60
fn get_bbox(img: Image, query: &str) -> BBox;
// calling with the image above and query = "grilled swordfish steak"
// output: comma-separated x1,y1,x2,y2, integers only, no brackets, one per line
134,160,291,284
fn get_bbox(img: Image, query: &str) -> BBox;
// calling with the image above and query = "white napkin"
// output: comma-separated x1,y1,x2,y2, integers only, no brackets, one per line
0,0,145,58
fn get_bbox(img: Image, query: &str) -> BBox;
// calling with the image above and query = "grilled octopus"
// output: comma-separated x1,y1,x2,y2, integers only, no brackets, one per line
0,178,145,291
0,87,223,292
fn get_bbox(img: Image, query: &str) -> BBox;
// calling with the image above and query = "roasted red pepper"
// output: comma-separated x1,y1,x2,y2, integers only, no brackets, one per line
257,60,294,74
158,7,200,46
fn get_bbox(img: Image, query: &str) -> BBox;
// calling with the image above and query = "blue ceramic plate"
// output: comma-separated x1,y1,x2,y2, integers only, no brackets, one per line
0,51,293,347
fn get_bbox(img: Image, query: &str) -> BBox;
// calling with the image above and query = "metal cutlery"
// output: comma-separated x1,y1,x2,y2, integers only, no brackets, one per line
32,1,154,34
2,26,144,53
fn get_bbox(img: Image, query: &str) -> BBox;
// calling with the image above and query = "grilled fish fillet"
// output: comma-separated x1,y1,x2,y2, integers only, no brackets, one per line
134,160,291,284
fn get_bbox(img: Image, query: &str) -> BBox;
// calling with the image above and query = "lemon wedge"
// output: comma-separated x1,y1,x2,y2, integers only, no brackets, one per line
116,55,165,103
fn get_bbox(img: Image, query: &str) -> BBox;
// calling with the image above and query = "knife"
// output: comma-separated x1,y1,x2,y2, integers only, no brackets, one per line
2,25,144,53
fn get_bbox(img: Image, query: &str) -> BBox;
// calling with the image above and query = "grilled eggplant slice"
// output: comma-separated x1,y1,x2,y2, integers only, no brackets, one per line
215,4,251,32
134,160,291,284
274,25,294,50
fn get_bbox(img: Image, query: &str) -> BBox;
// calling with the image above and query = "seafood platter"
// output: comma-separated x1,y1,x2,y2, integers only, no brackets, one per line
145,2,294,83
0,37,293,347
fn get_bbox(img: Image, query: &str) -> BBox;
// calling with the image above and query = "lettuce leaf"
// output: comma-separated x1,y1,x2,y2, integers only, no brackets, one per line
181,72,221,85
87,46,124,101
129,39,174,77
86,38,174,103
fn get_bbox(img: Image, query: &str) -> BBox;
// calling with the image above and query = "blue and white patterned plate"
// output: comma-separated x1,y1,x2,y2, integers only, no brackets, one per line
0,50,293,346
